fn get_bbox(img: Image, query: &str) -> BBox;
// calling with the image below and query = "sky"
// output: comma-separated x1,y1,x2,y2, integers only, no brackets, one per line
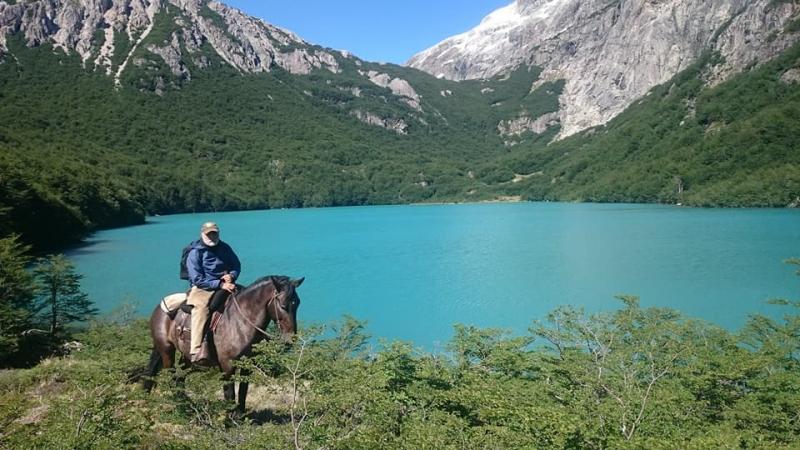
222,0,512,64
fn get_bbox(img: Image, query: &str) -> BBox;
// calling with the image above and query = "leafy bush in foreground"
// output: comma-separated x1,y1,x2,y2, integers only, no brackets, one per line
1,265,798,449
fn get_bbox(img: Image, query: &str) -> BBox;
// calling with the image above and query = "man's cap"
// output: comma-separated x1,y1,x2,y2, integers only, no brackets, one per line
201,222,220,233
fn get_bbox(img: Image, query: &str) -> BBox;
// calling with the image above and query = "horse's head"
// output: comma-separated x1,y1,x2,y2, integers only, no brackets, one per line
267,276,304,343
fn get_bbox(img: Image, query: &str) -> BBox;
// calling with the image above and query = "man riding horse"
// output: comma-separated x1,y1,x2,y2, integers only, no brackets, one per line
186,221,241,364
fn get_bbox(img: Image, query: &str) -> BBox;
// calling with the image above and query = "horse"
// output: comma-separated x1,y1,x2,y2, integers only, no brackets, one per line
144,275,304,412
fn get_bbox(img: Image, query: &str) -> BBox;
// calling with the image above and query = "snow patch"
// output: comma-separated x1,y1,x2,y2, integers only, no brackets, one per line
409,0,569,71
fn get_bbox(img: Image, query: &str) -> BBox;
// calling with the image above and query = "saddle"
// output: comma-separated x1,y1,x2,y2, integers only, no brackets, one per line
160,290,234,363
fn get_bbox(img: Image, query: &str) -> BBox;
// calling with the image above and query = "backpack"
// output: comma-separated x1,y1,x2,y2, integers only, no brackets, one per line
179,243,194,280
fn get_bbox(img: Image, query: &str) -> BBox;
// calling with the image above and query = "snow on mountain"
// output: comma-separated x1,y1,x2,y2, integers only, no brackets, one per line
408,0,800,137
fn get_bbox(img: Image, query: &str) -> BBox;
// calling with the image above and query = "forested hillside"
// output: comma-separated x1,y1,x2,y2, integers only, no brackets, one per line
0,34,535,250
498,45,800,207
0,6,798,252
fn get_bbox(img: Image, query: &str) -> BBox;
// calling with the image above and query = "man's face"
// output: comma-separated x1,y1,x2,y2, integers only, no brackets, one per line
204,231,220,245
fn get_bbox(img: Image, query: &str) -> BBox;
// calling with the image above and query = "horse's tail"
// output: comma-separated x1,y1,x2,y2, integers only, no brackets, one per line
141,348,163,391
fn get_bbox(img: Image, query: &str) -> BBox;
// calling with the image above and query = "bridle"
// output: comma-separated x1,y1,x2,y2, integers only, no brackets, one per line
230,285,288,339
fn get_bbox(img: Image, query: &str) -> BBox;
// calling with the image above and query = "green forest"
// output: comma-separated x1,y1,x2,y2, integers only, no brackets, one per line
0,13,798,252
501,48,800,207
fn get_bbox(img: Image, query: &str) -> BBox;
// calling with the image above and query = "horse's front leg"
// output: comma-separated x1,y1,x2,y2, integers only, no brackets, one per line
219,359,236,403
237,367,251,413
223,380,235,402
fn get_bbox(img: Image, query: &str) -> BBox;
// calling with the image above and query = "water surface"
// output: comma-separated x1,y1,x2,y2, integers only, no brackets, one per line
67,203,800,349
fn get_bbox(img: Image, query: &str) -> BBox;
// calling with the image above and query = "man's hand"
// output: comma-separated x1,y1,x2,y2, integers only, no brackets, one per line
221,282,236,292
221,274,234,283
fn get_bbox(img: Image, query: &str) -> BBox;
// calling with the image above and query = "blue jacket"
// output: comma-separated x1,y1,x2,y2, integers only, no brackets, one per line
186,239,241,290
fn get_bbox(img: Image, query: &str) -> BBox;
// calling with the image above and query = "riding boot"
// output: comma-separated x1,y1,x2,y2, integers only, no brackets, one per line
193,323,212,364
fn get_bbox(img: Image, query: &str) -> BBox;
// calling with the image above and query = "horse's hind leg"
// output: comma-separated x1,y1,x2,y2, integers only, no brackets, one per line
143,348,162,391
223,381,235,403
148,306,177,391
143,345,175,391
161,345,176,369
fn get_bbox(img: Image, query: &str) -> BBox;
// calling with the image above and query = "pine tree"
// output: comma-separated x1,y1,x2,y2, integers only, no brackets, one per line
32,255,98,335
0,234,36,360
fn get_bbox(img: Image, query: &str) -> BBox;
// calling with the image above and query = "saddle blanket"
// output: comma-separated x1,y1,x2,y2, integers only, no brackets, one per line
160,292,225,335
160,292,187,314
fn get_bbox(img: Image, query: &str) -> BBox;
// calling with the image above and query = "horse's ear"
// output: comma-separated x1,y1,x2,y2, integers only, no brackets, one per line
291,277,305,288
270,276,283,292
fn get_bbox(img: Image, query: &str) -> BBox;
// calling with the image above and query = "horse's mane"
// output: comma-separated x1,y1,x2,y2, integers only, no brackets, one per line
240,275,291,295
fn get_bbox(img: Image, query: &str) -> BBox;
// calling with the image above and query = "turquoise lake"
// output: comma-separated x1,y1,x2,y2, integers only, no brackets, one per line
66,202,800,350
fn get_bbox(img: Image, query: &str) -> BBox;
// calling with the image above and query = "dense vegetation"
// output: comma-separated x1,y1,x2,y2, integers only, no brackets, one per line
0,30,534,251
500,47,800,207
0,260,798,449
0,235,98,367
0,8,798,252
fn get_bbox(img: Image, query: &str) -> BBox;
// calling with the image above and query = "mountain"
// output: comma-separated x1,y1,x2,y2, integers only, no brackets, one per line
0,0,563,249
493,45,800,207
0,0,339,82
408,0,800,137
0,0,798,251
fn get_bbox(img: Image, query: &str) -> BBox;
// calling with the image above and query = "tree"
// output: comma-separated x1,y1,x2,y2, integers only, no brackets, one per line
0,234,36,361
32,255,97,335
731,258,800,443
532,296,707,444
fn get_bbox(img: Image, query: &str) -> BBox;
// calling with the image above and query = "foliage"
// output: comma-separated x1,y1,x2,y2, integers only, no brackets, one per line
0,33,528,250
498,45,800,207
2,27,798,252
0,237,105,367
0,267,799,448
31,255,98,336
0,234,35,363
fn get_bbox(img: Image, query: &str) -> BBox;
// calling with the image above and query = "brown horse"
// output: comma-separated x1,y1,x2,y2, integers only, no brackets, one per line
144,275,304,412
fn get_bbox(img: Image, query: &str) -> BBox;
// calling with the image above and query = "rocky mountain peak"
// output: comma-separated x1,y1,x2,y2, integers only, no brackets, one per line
0,0,434,133
408,0,800,137
0,0,343,88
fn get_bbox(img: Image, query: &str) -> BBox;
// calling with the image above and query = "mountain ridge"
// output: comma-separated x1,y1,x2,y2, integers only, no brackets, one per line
408,0,800,137
0,0,798,252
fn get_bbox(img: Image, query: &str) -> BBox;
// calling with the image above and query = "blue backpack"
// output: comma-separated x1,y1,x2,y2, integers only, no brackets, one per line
179,244,193,280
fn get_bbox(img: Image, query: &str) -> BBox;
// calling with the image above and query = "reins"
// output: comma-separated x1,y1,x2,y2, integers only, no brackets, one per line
229,286,282,339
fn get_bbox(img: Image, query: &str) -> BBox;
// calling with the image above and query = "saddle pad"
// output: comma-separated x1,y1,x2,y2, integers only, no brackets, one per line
161,292,187,314
176,311,223,342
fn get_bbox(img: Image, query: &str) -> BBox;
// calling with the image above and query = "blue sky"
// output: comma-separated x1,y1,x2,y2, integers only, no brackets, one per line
223,1,511,64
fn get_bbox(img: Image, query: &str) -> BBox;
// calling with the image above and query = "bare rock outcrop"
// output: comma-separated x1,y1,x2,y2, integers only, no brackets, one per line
362,70,422,111
781,68,800,84
408,0,800,137
498,111,560,136
0,0,342,80
351,109,408,134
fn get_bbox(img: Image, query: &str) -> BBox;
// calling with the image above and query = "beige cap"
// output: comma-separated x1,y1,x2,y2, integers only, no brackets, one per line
200,222,220,233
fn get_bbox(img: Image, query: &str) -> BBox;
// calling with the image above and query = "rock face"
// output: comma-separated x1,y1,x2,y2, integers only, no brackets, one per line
408,0,800,137
498,111,560,137
351,110,408,135
0,0,429,132
361,70,422,111
0,0,341,82
781,67,800,84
